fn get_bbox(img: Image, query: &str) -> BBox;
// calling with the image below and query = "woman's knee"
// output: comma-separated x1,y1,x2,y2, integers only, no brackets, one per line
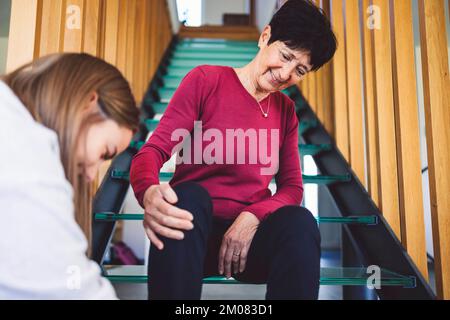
273,206,317,228
270,206,321,244
173,181,211,203
172,181,213,222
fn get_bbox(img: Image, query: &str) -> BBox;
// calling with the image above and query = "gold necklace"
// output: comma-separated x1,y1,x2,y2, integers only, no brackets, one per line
236,68,271,118
257,95,270,118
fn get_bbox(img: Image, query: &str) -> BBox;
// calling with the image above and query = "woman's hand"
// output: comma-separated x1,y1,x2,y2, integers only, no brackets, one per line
142,183,194,250
218,211,260,278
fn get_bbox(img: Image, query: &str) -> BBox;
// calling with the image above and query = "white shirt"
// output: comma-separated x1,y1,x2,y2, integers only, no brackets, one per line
0,81,117,299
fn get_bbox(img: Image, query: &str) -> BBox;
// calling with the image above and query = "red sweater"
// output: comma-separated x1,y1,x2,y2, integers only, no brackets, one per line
130,65,303,221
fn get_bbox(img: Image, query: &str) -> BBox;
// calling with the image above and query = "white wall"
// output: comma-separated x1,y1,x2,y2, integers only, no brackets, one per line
0,38,8,75
255,0,277,32
202,0,249,25
0,0,11,75
174,0,277,30
167,0,181,34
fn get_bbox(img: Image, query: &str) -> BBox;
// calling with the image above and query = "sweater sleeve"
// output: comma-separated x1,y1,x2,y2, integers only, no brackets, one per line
242,101,303,221
130,67,206,207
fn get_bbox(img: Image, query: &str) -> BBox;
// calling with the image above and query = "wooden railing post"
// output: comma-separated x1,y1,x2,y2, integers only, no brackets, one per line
372,0,401,238
390,0,428,281
361,0,380,206
418,0,450,300
330,0,349,161
345,0,366,187
321,0,334,139
103,0,120,65
39,0,64,56
6,0,42,72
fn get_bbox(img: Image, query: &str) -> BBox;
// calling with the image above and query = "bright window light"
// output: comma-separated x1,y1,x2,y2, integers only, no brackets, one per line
176,0,202,27
303,155,318,218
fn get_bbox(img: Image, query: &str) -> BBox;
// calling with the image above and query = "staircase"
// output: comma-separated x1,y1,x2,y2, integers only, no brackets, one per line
91,37,436,300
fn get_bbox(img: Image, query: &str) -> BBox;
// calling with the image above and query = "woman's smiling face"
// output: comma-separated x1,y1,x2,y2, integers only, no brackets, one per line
254,25,313,93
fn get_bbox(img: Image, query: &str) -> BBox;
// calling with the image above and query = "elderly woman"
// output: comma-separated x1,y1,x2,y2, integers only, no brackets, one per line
130,0,336,300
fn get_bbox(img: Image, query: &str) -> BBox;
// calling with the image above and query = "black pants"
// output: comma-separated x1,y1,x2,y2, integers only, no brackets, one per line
148,181,321,300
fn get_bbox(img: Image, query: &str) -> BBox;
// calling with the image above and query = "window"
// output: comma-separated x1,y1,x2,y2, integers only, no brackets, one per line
176,0,202,27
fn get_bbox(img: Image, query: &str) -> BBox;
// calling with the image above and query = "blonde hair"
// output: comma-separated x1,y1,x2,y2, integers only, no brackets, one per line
2,53,139,251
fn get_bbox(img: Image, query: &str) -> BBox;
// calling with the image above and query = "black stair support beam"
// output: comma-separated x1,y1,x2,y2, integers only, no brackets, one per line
92,149,135,264
92,35,179,265
297,92,435,300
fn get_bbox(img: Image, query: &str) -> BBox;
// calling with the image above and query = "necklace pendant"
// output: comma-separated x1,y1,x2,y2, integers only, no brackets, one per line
257,95,270,118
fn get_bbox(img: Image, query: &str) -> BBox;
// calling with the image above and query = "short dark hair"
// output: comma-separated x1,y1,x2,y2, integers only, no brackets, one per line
268,0,337,71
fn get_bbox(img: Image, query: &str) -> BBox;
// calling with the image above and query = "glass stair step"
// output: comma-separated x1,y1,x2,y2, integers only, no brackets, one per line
156,83,299,98
299,119,318,135
176,45,257,52
159,82,296,92
144,119,160,132
111,170,351,185
161,78,182,89
177,43,257,50
145,119,320,137
147,88,306,111
180,39,258,46
131,138,331,158
142,100,168,113
166,69,269,89
146,101,168,114
299,144,332,156
169,59,251,68
110,170,130,180
129,140,145,151
165,66,193,78
303,174,351,184
173,52,256,60
157,85,293,100
168,65,265,79
101,265,415,287
175,46,259,54
147,100,305,115
95,212,378,225
110,170,172,181
156,88,175,102
178,42,257,48
281,87,298,96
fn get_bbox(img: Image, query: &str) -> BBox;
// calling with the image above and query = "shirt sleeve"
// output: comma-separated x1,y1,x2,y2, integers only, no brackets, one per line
242,101,303,221
130,66,207,207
